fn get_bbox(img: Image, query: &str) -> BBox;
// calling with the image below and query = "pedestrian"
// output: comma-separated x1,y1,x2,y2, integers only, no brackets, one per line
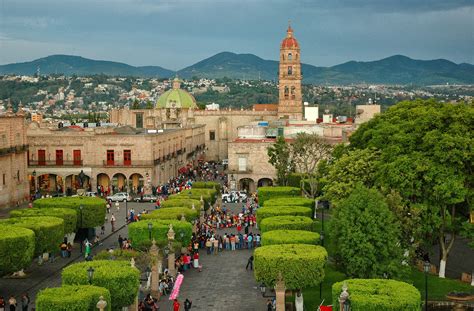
184,298,192,311
118,235,124,248
267,299,273,311
193,252,199,268
20,294,29,311
60,240,67,258
246,255,253,270
106,202,111,214
8,296,16,311
84,239,92,258
66,242,72,257
173,299,180,311
0,296,5,311
110,213,116,232
100,224,105,235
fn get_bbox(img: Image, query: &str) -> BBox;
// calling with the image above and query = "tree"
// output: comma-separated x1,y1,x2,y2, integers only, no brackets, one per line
145,100,153,109
290,133,332,198
330,185,406,278
347,99,473,278
131,99,140,109
267,136,294,186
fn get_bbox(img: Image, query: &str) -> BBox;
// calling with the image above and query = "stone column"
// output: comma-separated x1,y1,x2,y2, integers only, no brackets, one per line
149,239,160,297
275,279,286,311
167,224,176,277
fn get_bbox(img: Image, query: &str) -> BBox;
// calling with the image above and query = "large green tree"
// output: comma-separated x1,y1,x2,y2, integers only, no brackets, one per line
267,136,294,186
328,99,473,278
331,185,405,278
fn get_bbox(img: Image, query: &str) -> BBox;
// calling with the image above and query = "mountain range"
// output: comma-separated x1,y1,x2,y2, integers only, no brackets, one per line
1,53,473,85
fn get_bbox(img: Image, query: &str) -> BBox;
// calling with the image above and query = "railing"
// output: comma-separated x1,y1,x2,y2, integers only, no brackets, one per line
102,160,153,167
29,160,83,167
0,144,29,156
228,166,253,173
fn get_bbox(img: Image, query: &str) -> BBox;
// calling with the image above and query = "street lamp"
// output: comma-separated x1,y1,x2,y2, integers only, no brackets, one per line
320,232,325,247
145,267,151,280
87,266,95,284
423,261,430,311
148,223,153,241
80,205,84,253
32,170,37,194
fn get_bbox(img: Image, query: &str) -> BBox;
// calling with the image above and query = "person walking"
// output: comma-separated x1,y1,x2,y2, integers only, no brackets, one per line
20,294,29,311
0,296,5,311
246,255,254,270
173,299,180,311
110,213,116,232
184,298,192,311
7,296,16,311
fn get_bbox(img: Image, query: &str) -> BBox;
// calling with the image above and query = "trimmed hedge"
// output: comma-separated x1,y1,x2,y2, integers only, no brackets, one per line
192,181,221,193
94,249,139,261
140,207,198,222
36,285,111,311
261,230,320,246
331,279,421,311
128,219,192,249
62,260,139,311
256,206,312,226
33,197,106,228
263,197,314,209
257,187,300,206
1,216,64,255
160,198,202,209
0,225,35,275
254,244,328,289
259,216,314,233
168,189,215,209
11,208,77,234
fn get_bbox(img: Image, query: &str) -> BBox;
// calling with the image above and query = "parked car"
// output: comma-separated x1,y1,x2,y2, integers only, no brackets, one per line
86,191,97,197
106,192,131,202
222,191,247,203
134,194,158,203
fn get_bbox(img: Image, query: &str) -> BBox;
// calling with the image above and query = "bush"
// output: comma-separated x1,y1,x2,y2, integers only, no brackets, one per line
254,244,327,289
256,206,312,226
192,181,221,193
128,219,192,249
94,249,139,261
261,230,320,246
168,189,215,209
331,279,421,311
263,197,314,209
259,216,314,233
0,225,35,275
62,260,139,311
11,208,77,234
141,207,198,222
36,285,111,311
33,197,106,228
160,199,202,209
257,187,300,206
1,216,64,255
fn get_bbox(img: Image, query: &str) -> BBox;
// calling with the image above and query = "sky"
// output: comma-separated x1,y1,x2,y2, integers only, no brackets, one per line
0,0,473,70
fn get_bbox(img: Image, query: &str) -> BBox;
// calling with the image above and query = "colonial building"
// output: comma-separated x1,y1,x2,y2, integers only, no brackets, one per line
0,107,29,207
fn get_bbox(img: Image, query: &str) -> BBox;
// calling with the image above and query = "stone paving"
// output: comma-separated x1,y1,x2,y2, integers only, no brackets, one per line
155,202,269,311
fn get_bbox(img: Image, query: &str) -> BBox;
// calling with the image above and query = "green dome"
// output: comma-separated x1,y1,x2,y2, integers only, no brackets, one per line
156,80,197,109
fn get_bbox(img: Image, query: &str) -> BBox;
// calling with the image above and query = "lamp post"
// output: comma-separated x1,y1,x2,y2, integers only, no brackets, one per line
125,194,128,223
80,205,84,253
87,266,95,285
148,223,153,241
32,170,37,194
320,232,325,247
423,261,430,311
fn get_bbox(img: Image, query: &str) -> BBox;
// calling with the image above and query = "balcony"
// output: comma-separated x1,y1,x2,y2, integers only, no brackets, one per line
102,160,153,167
29,160,83,167
0,144,28,156
228,166,253,174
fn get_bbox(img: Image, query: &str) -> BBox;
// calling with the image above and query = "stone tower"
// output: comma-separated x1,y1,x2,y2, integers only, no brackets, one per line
278,24,303,120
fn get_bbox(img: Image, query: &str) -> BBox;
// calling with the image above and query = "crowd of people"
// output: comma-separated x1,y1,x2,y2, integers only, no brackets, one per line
0,293,30,311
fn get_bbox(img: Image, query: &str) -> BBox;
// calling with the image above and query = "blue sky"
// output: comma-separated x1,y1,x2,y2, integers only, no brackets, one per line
0,0,473,70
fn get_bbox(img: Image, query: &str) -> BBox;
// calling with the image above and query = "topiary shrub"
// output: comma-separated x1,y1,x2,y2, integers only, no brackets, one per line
192,181,221,193
254,244,327,289
33,197,106,228
331,279,421,311
168,189,214,209
263,197,314,209
94,249,139,261
62,260,139,311
1,216,64,256
140,207,198,222
36,285,111,311
261,230,320,246
256,206,312,226
0,225,35,275
128,219,192,249
160,198,202,209
259,216,314,233
11,208,77,234
257,186,300,206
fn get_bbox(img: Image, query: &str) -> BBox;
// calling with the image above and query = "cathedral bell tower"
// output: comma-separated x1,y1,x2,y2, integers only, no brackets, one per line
278,24,303,120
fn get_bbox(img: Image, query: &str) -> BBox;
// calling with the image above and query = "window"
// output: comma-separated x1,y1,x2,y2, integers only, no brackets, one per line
291,86,296,99
17,170,20,182
38,150,46,165
209,130,216,141
107,150,114,166
124,150,131,166
238,157,247,172
288,66,293,75
288,53,293,60
135,113,143,129
56,150,63,165
2,174,5,185
73,150,81,166
284,86,289,99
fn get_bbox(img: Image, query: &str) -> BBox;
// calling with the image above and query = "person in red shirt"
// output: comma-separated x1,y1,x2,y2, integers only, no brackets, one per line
173,299,181,311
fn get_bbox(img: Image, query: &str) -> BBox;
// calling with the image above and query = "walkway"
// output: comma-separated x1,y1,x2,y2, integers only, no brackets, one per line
155,202,268,311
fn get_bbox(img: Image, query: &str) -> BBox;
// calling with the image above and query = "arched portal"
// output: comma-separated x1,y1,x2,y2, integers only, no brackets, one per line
128,173,144,195
257,178,273,188
65,173,90,195
97,173,110,196
239,178,255,193
37,174,63,193
112,173,127,193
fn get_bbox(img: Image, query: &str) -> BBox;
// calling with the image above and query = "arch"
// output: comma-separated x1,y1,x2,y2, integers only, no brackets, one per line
37,173,64,193
284,86,289,99
257,178,273,188
96,173,110,192
288,52,293,60
288,66,293,75
239,178,255,193
112,173,127,193
128,173,144,195
65,173,90,195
